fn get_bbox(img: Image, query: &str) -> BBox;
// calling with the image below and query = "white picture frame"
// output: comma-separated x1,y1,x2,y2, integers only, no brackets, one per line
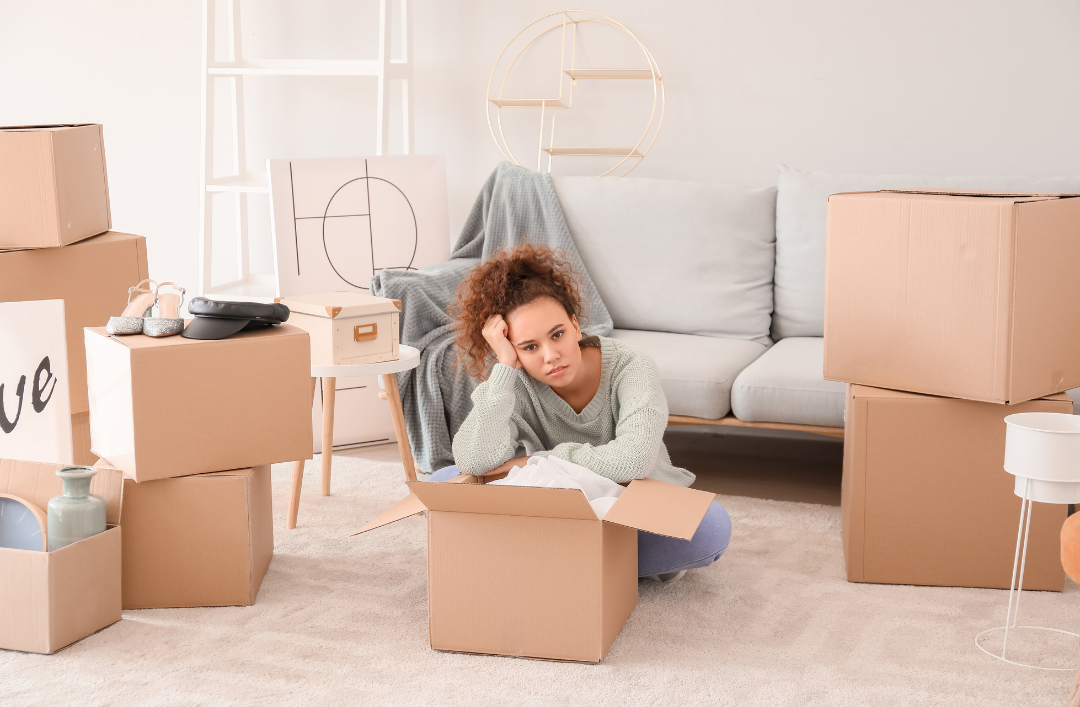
267,154,450,298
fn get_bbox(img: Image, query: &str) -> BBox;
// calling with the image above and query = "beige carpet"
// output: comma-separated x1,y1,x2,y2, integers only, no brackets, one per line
3,455,1080,706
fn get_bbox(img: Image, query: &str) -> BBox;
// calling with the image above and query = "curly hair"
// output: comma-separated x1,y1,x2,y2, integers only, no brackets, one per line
449,244,585,380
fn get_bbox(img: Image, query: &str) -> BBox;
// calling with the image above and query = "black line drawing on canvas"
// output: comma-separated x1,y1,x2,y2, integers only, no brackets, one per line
288,158,419,289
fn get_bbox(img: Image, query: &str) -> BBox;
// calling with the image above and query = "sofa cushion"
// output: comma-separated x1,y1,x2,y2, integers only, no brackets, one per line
553,176,776,346
609,329,767,420
731,337,845,427
773,164,1080,339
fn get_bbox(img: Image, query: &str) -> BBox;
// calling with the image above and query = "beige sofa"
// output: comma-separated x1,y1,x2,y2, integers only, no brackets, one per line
551,165,1080,438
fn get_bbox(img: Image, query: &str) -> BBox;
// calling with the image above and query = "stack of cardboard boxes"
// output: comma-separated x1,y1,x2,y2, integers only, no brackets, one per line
0,124,315,655
0,124,149,465
84,323,313,609
0,123,136,654
825,189,1080,590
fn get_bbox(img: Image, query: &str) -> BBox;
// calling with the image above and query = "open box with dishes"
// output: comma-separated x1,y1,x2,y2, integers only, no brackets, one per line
355,472,715,663
0,459,123,654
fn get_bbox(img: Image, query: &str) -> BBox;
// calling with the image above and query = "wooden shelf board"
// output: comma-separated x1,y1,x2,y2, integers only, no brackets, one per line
542,147,643,157
488,98,569,108
202,275,276,301
206,173,270,193
208,59,382,77
564,69,656,80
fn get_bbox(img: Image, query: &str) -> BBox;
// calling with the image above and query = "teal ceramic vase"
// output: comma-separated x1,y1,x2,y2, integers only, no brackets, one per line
47,466,106,552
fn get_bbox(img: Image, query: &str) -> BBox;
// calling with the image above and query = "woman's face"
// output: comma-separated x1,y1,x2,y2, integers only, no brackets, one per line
505,297,584,389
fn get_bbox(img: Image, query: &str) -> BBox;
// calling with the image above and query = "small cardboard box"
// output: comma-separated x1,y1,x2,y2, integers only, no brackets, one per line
84,323,312,482
842,384,1069,590
0,124,111,249
94,459,273,609
825,190,1080,404
0,458,123,654
279,292,400,365
0,231,149,414
356,476,715,662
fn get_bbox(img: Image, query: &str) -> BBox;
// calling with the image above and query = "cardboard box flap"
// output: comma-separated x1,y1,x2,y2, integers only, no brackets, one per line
279,292,400,319
0,459,123,526
602,479,715,540
406,480,598,520
352,493,427,535
848,385,1072,405
0,124,96,132
881,189,1079,201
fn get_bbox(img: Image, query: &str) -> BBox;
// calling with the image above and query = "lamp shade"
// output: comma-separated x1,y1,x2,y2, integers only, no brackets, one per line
1004,413,1080,504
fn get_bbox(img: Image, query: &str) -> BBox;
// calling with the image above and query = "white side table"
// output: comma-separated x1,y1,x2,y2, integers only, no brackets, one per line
976,412,1080,670
287,344,421,530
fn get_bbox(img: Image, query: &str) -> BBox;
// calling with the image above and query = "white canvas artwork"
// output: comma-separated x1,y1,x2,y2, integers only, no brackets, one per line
268,154,451,297
0,300,72,464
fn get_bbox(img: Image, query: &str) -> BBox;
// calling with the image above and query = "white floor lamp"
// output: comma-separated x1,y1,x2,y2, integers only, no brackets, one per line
976,412,1080,669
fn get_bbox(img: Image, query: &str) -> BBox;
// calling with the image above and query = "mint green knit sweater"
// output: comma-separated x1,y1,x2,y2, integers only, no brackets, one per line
451,336,695,487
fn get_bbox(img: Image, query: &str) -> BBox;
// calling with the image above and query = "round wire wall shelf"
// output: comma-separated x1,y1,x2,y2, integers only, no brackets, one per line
486,10,665,177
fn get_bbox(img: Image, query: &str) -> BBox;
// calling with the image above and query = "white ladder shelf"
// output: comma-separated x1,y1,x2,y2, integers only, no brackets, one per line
199,0,413,300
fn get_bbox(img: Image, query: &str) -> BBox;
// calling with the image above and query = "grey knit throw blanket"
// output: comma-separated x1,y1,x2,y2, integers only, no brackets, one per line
370,162,613,473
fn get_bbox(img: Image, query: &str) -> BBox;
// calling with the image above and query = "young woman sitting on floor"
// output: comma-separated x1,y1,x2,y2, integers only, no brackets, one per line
429,244,732,583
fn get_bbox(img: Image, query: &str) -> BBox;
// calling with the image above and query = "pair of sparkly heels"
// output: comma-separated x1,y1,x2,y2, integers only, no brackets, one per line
106,279,186,337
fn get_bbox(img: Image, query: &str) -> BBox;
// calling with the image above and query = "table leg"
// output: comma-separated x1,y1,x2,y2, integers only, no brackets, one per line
1003,478,1034,659
287,377,318,530
321,376,336,496
381,373,417,482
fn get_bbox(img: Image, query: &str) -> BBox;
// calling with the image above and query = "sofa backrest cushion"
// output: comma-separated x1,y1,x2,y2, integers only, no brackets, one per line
551,176,776,345
773,164,1080,340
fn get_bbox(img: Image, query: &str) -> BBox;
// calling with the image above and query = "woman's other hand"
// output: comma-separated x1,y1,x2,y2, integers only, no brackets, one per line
482,314,521,369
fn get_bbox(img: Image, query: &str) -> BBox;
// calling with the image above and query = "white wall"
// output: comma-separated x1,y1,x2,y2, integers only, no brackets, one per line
3,0,1079,292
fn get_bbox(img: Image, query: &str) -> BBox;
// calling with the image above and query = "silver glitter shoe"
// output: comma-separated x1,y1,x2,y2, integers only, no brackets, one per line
143,282,186,338
106,279,157,335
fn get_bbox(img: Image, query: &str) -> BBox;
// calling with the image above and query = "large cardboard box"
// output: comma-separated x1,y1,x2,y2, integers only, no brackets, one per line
825,190,1080,404
0,231,149,414
842,384,1069,590
356,476,715,662
84,323,312,482
0,458,123,654
0,124,111,249
94,459,273,609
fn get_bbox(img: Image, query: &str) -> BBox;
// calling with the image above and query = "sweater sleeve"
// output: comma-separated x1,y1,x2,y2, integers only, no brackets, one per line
451,363,524,476
532,353,668,484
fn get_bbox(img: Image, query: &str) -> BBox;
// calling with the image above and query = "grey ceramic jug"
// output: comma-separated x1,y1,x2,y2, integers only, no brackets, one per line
47,466,106,551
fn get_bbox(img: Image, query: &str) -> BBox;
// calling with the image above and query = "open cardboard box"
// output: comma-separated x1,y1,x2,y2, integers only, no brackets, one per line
0,458,123,654
84,323,312,482
93,458,273,609
825,189,1080,404
355,475,715,663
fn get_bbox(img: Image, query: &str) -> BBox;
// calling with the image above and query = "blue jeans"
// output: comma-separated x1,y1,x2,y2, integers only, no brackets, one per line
428,466,731,577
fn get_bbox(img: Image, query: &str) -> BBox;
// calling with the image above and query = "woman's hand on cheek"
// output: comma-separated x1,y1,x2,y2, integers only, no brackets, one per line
482,314,522,369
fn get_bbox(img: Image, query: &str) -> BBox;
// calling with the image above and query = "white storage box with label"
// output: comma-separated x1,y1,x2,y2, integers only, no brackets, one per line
279,292,401,365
